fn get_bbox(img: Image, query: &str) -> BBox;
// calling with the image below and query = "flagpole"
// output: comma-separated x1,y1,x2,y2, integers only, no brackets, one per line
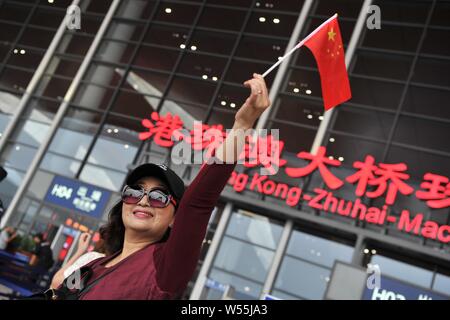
262,13,338,78
262,44,300,78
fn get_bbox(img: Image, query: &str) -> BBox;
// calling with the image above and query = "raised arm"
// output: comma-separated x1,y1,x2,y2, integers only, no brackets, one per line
216,73,271,163
50,233,91,289
156,74,271,294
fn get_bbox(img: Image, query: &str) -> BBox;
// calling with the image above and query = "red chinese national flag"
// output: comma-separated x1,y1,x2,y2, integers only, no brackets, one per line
302,15,351,110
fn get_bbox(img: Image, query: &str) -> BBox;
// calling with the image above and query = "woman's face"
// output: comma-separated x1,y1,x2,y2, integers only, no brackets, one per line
122,176,175,240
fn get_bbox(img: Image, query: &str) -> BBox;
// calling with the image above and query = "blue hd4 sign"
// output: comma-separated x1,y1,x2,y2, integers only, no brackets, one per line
45,175,111,219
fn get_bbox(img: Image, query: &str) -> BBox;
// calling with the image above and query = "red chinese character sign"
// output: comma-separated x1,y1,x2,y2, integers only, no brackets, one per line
239,135,287,175
138,112,449,209
138,113,449,211
416,173,450,209
139,112,183,147
365,163,414,205
285,146,343,189
346,155,377,197
346,156,414,205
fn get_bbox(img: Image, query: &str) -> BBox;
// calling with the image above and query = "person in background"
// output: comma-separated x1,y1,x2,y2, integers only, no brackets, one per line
30,233,54,271
50,232,107,289
0,226,17,251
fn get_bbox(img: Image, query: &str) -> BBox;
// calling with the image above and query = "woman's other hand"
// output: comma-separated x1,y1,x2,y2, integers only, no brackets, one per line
76,232,91,254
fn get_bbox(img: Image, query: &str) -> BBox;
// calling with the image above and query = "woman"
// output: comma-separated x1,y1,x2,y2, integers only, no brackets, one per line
64,73,270,300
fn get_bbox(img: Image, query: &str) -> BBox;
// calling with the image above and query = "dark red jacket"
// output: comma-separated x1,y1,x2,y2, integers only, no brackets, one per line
79,162,236,299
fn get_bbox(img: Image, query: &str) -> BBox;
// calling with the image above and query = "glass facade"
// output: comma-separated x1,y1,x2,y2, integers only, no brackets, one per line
272,229,353,299
207,210,284,299
0,0,448,300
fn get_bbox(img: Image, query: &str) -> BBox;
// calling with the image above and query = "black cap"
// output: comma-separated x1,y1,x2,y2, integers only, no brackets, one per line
125,163,185,205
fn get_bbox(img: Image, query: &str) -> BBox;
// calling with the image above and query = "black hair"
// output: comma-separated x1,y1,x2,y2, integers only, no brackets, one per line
99,202,124,255
33,233,44,242
100,201,173,255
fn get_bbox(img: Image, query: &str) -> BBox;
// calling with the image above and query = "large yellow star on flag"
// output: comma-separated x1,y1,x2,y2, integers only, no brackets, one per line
328,28,336,41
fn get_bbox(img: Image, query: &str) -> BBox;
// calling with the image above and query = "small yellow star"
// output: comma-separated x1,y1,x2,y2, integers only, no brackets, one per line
328,28,336,41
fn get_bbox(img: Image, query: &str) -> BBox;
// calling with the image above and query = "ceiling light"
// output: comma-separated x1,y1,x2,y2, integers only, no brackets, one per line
338,156,344,161
273,18,280,24
329,137,335,142
307,114,313,119
259,17,266,22
107,129,112,134
212,76,218,81
318,115,324,120
20,49,26,54
230,103,236,108
371,249,377,255
221,101,226,106
165,8,172,14
364,249,369,254
306,89,312,94
113,128,119,133
293,88,299,93
179,44,186,49
202,75,208,80
13,49,18,54
124,144,129,149
190,45,197,51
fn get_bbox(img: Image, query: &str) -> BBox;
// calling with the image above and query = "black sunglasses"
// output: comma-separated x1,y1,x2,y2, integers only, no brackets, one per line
121,185,177,208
